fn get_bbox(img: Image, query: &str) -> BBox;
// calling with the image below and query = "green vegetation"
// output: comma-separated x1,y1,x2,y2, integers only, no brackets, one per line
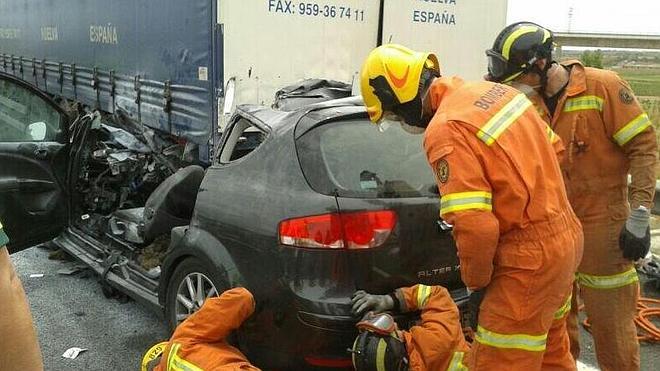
638,97,660,141
614,68,660,97
580,50,604,69
640,98,660,123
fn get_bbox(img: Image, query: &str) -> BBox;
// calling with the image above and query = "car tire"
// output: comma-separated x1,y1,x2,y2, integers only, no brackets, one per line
165,256,226,332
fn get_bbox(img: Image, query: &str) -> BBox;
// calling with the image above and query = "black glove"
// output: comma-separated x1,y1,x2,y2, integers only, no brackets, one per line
619,225,651,261
351,290,394,315
467,289,485,330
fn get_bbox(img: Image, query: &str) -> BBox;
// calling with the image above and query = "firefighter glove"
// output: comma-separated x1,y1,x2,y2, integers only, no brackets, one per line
351,290,394,316
619,206,651,261
467,289,485,330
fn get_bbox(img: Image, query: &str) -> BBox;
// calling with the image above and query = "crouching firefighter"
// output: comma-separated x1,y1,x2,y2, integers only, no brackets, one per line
350,284,470,371
359,44,583,370
141,287,260,371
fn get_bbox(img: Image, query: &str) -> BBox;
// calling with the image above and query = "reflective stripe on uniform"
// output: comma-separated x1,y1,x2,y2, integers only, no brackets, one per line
447,351,468,371
167,343,202,371
416,284,432,309
563,95,604,112
613,113,652,146
553,295,572,319
576,267,639,290
477,94,532,146
475,326,547,352
440,191,493,215
167,343,177,370
502,26,539,59
545,125,560,144
376,338,387,371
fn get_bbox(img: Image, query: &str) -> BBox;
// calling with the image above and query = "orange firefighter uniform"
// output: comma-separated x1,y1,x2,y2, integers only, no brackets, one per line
423,77,583,370
529,60,657,371
0,222,44,371
393,284,471,371
154,287,260,371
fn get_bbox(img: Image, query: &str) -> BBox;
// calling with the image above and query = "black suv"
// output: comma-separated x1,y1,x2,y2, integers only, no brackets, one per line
0,72,466,370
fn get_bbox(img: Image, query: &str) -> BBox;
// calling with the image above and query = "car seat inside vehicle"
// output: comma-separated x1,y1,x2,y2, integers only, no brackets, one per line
110,165,205,244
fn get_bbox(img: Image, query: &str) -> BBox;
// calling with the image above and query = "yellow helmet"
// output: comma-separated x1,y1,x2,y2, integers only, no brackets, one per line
360,44,440,124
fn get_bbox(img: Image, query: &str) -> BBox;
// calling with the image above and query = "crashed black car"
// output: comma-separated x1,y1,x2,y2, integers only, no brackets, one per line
0,73,467,369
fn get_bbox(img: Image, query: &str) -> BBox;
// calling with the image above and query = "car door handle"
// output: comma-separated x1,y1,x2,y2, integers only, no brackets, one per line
0,177,20,191
0,178,55,192
34,148,49,160
17,179,56,192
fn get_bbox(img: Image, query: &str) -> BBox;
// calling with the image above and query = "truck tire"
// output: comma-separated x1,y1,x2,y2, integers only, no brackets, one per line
165,256,226,332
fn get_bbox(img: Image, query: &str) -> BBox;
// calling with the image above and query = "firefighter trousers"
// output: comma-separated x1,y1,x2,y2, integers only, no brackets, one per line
567,218,640,371
465,212,583,370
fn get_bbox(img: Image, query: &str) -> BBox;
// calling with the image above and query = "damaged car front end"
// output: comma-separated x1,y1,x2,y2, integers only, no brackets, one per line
57,108,202,309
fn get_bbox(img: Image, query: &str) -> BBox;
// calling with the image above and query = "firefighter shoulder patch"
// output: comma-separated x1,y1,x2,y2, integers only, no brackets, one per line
619,88,634,105
436,159,450,183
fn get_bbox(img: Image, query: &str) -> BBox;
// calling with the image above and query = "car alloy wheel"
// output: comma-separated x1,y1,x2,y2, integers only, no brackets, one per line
174,272,218,324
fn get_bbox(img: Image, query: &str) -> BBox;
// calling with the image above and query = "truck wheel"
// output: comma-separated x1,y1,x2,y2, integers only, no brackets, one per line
165,257,225,332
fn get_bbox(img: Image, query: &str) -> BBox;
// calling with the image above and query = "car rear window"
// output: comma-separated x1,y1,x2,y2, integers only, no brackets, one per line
297,119,437,198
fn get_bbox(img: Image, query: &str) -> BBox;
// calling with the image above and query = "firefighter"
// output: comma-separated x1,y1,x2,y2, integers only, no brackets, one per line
360,44,583,370
350,284,470,371
144,287,259,371
485,22,657,371
0,221,44,371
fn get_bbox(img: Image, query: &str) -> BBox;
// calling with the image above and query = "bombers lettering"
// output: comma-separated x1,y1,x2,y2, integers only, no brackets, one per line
90,24,118,45
474,84,508,110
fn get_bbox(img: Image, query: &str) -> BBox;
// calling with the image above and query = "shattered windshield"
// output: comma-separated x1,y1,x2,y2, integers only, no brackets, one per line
297,119,437,199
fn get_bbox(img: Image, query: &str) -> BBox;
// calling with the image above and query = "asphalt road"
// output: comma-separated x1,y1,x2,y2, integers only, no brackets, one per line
12,246,168,371
10,245,660,370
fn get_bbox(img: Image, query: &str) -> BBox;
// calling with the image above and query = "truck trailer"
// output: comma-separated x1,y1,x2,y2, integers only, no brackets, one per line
0,0,507,162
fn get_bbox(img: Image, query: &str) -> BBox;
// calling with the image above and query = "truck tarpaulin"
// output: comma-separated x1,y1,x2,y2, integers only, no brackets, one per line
0,0,215,160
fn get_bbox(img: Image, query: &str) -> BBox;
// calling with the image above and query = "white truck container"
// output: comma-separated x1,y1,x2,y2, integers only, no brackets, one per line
222,0,508,106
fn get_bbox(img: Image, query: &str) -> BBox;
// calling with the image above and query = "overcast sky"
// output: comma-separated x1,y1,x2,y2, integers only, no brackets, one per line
507,0,660,35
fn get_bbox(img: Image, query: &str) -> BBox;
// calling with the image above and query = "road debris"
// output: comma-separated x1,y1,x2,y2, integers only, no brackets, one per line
62,347,88,360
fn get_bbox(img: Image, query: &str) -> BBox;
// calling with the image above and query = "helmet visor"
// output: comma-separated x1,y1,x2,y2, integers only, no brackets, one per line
357,313,397,336
486,49,509,82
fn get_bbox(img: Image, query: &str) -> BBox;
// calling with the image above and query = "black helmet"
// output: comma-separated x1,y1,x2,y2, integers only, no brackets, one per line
351,313,408,371
486,22,554,83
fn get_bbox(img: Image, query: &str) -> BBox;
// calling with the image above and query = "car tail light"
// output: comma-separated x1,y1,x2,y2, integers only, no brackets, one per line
279,210,397,249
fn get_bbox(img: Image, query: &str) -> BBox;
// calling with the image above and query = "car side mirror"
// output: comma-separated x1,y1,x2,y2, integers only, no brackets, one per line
27,121,47,141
